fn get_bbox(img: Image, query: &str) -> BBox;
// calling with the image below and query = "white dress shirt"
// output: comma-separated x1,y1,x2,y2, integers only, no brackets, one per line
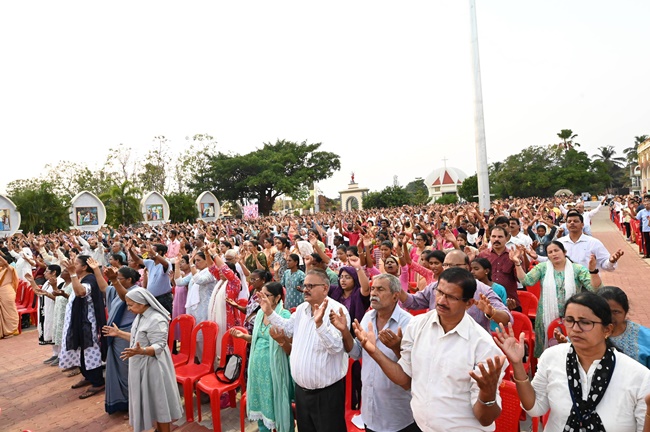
526,343,650,432
350,305,415,432
77,236,107,266
10,248,34,281
398,311,505,432
558,233,616,271
269,297,350,390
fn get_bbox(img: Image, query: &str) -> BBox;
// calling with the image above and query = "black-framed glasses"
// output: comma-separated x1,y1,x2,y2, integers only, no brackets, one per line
562,316,603,332
302,283,327,291
435,288,464,302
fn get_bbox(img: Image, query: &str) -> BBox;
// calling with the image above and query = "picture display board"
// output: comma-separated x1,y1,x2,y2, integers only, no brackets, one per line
141,192,170,225
196,191,221,221
0,195,21,237
69,191,106,232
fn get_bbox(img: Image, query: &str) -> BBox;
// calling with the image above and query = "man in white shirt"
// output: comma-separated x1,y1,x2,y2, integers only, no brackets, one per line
331,273,420,432
354,268,506,431
556,211,624,272
77,233,106,267
259,269,350,432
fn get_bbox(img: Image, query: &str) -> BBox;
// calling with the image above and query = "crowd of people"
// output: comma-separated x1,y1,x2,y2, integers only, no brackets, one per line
1,194,650,431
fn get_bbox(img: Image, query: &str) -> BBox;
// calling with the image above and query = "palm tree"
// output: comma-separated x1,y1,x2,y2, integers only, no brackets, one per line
623,135,649,166
592,146,626,168
100,181,142,226
556,129,580,150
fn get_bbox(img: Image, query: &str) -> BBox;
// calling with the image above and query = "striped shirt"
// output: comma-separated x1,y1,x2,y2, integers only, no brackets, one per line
269,297,350,390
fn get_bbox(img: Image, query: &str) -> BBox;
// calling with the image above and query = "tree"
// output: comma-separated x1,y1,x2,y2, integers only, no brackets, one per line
623,135,649,167
362,186,412,209
100,181,142,227
555,129,580,150
165,192,198,223
435,194,458,204
173,134,219,194
592,146,626,168
138,136,170,193
404,179,430,205
192,139,341,215
10,182,70,233
457,174,478,202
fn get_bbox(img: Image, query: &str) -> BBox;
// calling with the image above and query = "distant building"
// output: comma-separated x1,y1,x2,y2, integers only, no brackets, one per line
424,166,467,203
638,137,650,194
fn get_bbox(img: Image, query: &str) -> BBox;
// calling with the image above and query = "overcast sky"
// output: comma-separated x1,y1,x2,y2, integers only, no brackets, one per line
1,1,648,199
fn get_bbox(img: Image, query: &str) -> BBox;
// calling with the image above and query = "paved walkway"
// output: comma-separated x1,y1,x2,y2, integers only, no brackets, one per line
591,209,650,327
1,208,648,432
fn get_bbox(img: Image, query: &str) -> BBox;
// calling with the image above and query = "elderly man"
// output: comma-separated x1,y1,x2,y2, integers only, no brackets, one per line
77,232,107,267
399,250,512,331
259,269,350,432
330,273,420,432
355,268,506,431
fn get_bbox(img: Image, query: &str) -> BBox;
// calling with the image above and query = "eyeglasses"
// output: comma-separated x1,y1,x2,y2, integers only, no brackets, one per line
435,288,464,302
301,283,327,291
442,263,466,268
562,316,603,332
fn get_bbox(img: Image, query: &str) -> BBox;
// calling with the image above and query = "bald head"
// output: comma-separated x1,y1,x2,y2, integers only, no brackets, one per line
443,250,470,270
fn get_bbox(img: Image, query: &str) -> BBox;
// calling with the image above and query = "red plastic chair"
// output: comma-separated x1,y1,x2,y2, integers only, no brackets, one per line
175,321,219,423
344,358,363,431
196,326,249,432
16,288,37,334
517,291,538,321
168,314,196,367
495,380,521,432
239,393,247,432
526,281,540,299
546,318,567,349
408,308,428,316
511,311,535,376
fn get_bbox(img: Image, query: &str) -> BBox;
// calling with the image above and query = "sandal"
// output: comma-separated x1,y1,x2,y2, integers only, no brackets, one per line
71,379,91,389
67,369,81,377
79,385,104,399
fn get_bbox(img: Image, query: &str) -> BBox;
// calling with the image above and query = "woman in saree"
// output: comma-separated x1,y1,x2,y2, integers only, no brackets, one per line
103,266,141,414
0,253,19,338
230,282,293,432
103,288,183,432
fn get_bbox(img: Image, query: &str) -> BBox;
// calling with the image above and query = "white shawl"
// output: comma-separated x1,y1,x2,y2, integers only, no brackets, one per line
208,279,228,360
542,259,576,347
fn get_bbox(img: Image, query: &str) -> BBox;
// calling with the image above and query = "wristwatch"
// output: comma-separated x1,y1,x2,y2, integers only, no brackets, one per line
589,269,599,274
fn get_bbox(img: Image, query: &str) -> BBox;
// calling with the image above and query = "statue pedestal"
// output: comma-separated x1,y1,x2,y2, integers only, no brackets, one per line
339,182,369,211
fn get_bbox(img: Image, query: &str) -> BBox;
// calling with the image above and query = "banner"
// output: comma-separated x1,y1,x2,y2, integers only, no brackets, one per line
243,204,259,220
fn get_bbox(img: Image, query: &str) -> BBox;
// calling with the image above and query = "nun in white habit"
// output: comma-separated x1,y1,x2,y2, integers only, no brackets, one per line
103,287,182,432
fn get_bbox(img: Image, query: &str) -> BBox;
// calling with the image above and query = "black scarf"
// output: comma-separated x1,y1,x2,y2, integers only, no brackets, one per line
565,344,616,431
65,273,108,361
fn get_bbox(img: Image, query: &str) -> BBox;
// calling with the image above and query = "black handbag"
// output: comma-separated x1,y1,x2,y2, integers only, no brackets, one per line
216,354,242,384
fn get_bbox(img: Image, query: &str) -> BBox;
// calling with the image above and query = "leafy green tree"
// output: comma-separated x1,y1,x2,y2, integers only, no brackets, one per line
623,135,647,167
192,140,340,215
592,146,626,168
435,194,458,204
165,192,198,223
100,181,142,227
173,134,219,194
404,179,430,205
362,186,412,209
457,174,478,202
10,182,70,233
138,136,169,193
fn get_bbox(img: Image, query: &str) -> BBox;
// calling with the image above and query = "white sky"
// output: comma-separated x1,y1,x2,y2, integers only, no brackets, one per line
1,1,648,198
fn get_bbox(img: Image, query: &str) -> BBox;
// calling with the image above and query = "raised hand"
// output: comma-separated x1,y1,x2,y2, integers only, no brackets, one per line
104,267,117,281
225,297,238,307
588,253,597,272
468,355,506,398
353,320,377,355
328,307,348,333
87,257,100,270
269,326,287,345
553,327,568,344
475,294,495,317
508,247,521,263
313,298,329,327
378,327,402,351
102,323,120,337
229,328,245,339
121,342,144,360
493,322,526,365
347,255,361,269
258,291,274,316
609,248,624,264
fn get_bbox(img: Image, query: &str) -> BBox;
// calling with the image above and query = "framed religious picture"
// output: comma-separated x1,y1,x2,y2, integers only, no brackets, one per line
75,206,99,226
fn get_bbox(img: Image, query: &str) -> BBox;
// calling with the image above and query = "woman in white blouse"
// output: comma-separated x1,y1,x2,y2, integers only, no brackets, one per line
496,291,650,432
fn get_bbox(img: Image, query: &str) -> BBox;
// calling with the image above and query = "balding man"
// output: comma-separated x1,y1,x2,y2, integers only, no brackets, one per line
399,250,512,331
